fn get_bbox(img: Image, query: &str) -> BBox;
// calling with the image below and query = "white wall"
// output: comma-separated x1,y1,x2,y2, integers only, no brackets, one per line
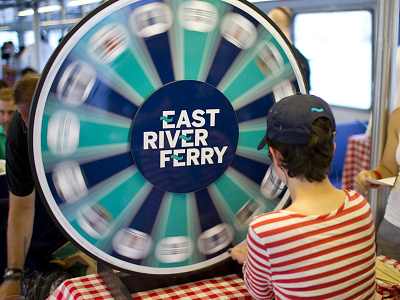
331,106,370,124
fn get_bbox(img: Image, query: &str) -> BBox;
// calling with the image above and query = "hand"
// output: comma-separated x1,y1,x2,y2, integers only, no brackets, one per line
355,170,377,195
229,244,247,265
0,280,22,299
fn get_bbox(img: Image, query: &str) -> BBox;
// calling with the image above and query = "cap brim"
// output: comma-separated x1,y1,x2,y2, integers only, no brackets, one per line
257,134,268,150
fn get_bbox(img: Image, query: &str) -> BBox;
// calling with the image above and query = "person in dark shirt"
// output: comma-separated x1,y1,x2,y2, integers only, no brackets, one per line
268,6,311,91
0,74,69,298
0,87,15,160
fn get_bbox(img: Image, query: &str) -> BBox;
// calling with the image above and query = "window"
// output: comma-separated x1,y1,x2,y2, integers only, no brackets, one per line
23,30,65,50
0,8,17,25
294,10,372,109
23,31,35,47
48,29,64,49
0,31,19,51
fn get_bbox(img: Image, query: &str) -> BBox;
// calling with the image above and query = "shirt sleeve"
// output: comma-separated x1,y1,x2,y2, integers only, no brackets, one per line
243,225,275,300
19,47,31,70
6,112,35,196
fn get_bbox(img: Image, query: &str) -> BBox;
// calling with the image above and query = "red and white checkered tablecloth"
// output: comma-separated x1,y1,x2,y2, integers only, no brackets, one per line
131,274,251,299
47,273,251,300
341,134,371,191
376,255,400,300
48,274,114,300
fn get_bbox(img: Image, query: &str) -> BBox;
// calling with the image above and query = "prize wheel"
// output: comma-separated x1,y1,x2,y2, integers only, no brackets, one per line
29,0,307,276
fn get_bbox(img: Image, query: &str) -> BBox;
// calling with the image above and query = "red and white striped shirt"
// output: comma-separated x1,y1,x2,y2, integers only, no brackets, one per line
244,190,376,300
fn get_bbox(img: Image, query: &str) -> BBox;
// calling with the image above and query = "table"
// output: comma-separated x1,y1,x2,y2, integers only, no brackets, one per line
46,257,400,300
376,255,400,300
47,273,251,300
341,134,371,191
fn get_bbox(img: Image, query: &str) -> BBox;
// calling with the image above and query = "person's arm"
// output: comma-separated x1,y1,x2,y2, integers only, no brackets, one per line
229,243,247,264
243,227,274,300
0,190,35,298
355,108,400,193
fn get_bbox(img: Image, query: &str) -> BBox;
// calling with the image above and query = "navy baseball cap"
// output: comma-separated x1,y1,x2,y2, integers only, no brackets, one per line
257,94,336,150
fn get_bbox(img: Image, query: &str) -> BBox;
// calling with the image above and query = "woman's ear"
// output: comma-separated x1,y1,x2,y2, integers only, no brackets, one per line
269,147,281,166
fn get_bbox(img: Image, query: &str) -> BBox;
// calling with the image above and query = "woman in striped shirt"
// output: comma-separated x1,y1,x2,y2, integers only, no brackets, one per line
230,94,376,300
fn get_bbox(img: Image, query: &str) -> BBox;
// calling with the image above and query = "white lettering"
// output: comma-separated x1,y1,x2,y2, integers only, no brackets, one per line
151,109,228,169
173,149,185,167
206,109,220,127
159,130,165,149
187,148,200,166
158,146,229,168
176,110,191,128
144,132,157,149
181,130,194,147
166,130,181,148
192,109,205,127
195,129,208,146
162,111,175,129
160,150,172,168
214,146,227,163
201,147,214,165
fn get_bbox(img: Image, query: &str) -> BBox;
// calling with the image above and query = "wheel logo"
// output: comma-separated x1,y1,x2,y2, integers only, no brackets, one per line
131,80,239,193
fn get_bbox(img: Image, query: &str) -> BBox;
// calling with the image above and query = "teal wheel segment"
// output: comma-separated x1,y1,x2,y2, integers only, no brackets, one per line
64,9,161,105
210,167,279,233
40,100,133,170
237,117,272,164
143,192,204,269
29,0,306,275
219,26,300,111
167,0,232,81
57,166,150,241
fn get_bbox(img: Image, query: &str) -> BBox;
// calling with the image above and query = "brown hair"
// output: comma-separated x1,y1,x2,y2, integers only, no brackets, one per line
274,7,294,24
268,6,294,30
267,118,335,182
13,74,40,110
0,87,14,102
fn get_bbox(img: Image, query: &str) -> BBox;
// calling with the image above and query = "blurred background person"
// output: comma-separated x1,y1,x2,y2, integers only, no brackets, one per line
19,32,54,73
0,83,11,286
268,6,311,91
1,42,16,66
21,67,38,78
0,80,8,89
1,42,19,87
0,87,15,160
0,74,70,298
355,107,400,261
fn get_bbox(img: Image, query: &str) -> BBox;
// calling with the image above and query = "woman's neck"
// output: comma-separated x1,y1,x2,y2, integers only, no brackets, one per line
285,176,346,215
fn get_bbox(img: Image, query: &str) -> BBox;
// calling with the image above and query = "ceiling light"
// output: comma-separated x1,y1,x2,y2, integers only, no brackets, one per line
38,5,62,13
18,5,61,16
18,9,33,16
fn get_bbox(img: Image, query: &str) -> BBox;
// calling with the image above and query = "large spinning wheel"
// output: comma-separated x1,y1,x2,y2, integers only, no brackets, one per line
29,0,307,276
